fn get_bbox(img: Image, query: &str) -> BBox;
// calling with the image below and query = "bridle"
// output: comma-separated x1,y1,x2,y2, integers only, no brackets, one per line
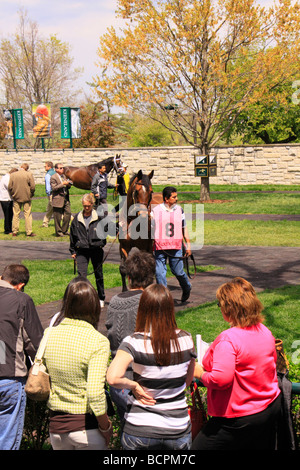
132,180,153,208
128,179,153,221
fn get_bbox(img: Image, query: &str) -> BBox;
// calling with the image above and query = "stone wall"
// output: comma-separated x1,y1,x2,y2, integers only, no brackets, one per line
0,144,299,185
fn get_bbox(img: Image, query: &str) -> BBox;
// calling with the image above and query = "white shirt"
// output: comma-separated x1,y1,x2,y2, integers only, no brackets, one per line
0,174,12,201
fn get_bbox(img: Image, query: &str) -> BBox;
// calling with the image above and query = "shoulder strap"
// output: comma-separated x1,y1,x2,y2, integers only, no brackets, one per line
34,312,60,362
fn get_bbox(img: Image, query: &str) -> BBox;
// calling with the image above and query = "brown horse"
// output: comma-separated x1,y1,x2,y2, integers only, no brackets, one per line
63,156,116,190
118,169,163,291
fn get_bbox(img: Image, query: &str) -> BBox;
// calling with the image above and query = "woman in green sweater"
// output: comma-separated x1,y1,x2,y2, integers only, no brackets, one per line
41,277,112,450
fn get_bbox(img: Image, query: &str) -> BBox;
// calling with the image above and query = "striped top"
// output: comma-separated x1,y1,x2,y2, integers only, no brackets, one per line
119,329,196,439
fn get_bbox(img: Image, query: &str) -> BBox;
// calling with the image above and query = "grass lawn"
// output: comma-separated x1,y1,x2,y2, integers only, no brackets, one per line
203,219,300,246
31,183,300,215
1,183,300,246
180,191,300,215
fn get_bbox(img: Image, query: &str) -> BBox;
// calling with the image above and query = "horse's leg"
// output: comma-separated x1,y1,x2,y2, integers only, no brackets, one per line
119,260,127,292
119,246,128,292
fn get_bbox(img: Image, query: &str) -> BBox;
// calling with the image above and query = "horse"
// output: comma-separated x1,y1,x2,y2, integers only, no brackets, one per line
63,156,116,190
118,169,163,291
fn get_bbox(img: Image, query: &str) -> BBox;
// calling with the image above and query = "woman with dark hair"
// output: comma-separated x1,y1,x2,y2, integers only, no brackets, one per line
192,277,281,450
106,248,156,423
40,276,112,450
107,284,196,450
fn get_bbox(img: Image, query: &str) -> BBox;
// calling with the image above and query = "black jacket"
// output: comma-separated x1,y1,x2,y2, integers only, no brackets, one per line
69,209,106,254
91,172,114,200
0,280,43,378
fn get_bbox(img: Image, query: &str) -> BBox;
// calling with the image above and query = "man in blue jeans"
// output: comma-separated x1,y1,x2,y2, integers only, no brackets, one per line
151,186,192,302
0,264,43,450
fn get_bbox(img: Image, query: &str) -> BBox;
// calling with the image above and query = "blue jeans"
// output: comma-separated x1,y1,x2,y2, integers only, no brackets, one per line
109,386,130,423
155,249,191,291
121,431,192,450
0,377,27,450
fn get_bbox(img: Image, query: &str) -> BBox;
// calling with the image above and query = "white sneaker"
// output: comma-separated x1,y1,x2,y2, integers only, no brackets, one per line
100,300,105,308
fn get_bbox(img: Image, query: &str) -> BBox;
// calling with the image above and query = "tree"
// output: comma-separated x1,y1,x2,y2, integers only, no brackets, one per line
71,100,116,148
223,81,300,145
0,9,82,148
95,0,300,200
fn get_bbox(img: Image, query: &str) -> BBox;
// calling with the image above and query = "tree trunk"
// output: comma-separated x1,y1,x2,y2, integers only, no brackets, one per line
200,176,210,202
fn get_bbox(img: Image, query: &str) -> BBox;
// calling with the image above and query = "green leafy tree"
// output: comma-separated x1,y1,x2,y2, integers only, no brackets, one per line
71,101,116,148
224,81,300,144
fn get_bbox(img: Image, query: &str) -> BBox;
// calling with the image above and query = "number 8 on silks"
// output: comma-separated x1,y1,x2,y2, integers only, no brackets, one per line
152,204,184,250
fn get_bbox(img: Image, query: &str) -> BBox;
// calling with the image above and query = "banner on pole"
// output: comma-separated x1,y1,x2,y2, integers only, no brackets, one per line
32,103,51,138
4,109,24,139
13,109,24,139
60,107,81,139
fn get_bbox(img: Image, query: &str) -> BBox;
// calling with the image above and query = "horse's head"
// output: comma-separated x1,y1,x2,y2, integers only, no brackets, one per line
129,170,154,218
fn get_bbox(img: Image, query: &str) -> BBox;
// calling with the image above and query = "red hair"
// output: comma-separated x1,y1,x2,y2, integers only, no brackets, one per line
216,277,264,327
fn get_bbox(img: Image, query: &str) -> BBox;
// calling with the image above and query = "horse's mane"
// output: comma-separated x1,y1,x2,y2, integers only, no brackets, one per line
87,156,114,171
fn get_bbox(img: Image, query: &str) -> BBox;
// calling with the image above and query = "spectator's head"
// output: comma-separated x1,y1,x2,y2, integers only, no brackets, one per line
61,276,100,328
135,284,180,366
45,161,53,171
125,248,156,289
20,163,29,171
216,277,264,327
9,168,18,174
55,163,64,175
1,264,30,291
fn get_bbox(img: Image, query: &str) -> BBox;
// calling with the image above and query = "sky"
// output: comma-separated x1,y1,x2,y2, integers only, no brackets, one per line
0,0,275,102
0,0,121,100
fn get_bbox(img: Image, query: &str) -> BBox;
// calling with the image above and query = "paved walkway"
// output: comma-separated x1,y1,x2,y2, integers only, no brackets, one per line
0,240,299,335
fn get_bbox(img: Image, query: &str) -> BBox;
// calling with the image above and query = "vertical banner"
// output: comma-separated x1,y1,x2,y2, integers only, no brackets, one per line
32,103,51,138
60,107,81,139
3,109,13,138
4,109,24,139
70,107,81,139
3,108,24,150
60,107,71,139
13,109,24,139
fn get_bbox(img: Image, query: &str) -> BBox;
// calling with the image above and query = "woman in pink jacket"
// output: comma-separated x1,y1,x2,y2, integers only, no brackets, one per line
193,277,281,450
